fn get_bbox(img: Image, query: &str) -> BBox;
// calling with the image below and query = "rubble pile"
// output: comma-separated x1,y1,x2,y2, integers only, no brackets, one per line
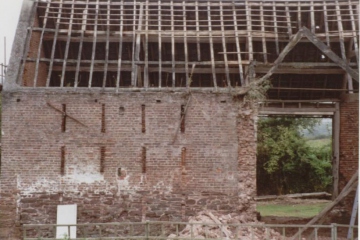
168,211,283,240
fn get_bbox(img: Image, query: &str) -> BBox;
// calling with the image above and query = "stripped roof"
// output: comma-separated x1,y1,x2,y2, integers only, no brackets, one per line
17,0,359,100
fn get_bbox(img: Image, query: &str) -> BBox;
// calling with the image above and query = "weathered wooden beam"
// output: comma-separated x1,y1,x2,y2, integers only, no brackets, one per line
245,0,253,60
35,0,358,8
335,0,352,92
115,0,124,92
195,1,201,62
183,1,189,88
269,87,348,92
323,2,330,47
134,3,144,87
45,0,63,87
130,0,137,86
252,27,359,84
344,39,355,93
60,0,75,88
170,0,175,88
292,170,358,240
310,0,315,33
260,2,268,64
232,1,245,85
88,0,99,88
220,1,231,89
302,27,359,81
261,99,339,103
251,28,304,87
256,67,348,74
39,30,358,43
207,1,217,90
74,4,88,88
51,64,351,75
231,26,359,95
30,57,358,68
102,0,110,89
297,2,302,29
332,102,340,199
285,2,292,38
158,1,162,88
348,2,359,65
144,0,149,89
34,1,50,87
272,1,280,55
255,192,332,201
277,62,358,67
259,108,336,115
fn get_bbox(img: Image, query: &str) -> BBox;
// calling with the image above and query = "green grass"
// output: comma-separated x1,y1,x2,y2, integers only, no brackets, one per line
257,202,328,218
306,138,331,149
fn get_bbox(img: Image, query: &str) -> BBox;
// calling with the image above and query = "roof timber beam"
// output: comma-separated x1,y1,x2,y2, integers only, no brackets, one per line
259,100,337,116
30,56,356,74
39,30,358,43
27,57,358,69
259,107,336,116
302,27,359,81
50,64,351,75
255,67,350,75
245,27,358,93
35,1,358,8
253,27,305,86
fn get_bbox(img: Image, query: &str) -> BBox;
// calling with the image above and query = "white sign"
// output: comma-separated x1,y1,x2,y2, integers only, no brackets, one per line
56,204,77,239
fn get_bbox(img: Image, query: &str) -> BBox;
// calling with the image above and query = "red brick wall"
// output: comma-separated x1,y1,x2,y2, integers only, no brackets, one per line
0,91,257,239
339,94,359,190
332,94,359,223
23,15,48,87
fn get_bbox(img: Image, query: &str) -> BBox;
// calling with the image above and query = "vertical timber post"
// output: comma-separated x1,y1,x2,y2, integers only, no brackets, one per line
332,102,340,199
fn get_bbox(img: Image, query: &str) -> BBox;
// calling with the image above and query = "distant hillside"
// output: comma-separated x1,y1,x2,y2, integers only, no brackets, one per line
301,119,332,140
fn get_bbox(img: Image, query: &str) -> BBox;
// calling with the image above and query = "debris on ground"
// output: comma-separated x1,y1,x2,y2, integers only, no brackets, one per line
167,211,282,240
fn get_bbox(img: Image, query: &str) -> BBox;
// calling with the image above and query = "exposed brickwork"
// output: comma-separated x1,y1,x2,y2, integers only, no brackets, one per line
339,94,359,189
23,15,47,87
0,91,257,239
332,94,359,223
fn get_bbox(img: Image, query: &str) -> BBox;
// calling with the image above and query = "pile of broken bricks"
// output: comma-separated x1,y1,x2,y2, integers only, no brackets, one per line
167,211,282,240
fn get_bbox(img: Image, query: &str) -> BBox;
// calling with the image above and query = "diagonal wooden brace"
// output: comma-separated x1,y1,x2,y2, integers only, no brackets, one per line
302,27,359,81
256,28,305,84
236,26,358,96
236,29,304,95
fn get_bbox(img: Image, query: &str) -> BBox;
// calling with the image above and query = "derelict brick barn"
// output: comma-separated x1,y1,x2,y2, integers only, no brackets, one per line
0,0,359,239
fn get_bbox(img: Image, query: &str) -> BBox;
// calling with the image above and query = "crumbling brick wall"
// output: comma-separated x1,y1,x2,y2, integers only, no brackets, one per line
339,94,359,189
0,91,257,239
334,93,359,223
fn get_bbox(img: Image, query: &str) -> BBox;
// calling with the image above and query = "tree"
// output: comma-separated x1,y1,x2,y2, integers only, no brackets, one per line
256,117,332,195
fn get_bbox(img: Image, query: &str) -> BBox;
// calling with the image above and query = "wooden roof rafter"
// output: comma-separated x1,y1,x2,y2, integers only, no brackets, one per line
17,0,359,100
239,26,358,95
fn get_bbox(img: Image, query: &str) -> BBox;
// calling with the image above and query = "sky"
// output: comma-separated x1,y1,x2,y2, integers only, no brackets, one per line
0,0,23,65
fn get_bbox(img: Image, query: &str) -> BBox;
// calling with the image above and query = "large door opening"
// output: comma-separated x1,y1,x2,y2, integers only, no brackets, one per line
256,116,333,196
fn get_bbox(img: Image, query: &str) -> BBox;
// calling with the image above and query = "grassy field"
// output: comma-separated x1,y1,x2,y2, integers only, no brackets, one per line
257,201,329,218
306,138,331,149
